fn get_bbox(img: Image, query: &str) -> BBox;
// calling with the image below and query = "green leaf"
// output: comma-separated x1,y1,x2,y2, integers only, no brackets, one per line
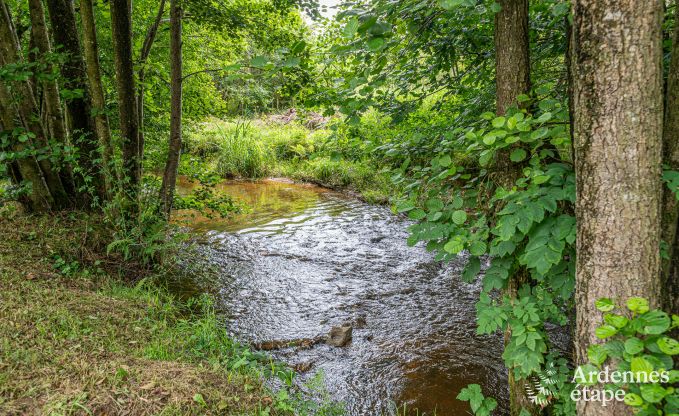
251,55,267,67
492,116,506,128
627,297,650,314
462,257,481,283
587,344,608,366
640,384,668,404
630,356,654,377
657,336,679,355
342,17,359,38
396,201,414,213
595,324,618,339
509,148,527,162
595,298,615,312
367,37,385,51
469,241,487,256
624,337,645,355
603,313,628,329
624,393,644,407
640,310,670,334
439,155,452,167
408,209,426,220
438,0,464,9
452,210,467,225
444,237,465,254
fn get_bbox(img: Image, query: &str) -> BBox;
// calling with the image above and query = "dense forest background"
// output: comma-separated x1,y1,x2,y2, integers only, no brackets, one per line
2,0,679,415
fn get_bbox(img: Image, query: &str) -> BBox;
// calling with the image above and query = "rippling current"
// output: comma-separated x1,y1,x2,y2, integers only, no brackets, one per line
175,178,508,415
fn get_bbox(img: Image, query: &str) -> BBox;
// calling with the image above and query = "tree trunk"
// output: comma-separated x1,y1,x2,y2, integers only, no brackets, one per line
494,1,539,415
0,0,69,209
80,0,117,195
45,0,105,201
661,4,679,315
27,0,77,196
572,1,663,415
137,0,167,158
159,0,182,218
110,0,140,215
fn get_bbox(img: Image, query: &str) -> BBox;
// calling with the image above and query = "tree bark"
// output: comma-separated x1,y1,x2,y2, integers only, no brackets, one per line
661,4,679,315
110,0,140,215
572,1,664,415
0,0,69,209
80,0,117,194
494,1,540,415
159,0,182,217
27,0,77,196
45,0,105,201
137,0,167,157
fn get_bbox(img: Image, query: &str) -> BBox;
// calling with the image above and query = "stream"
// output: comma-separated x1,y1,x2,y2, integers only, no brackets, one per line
175,177,508,415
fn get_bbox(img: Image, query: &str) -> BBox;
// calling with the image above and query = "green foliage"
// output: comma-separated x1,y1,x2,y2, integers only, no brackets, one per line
582,298,679,416
456,384,498,416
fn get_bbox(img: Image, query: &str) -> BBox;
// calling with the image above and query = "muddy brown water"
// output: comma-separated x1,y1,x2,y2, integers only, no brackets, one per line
175,177,509,415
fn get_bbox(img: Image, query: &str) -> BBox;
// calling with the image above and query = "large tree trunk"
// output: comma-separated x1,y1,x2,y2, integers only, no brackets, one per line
0,0,69,209
110,0,140,215
80,0,117,195
45,0,105,202
137,0,167,159
572,0,663,415
494,1,539,415
159,0,182,218
661,4,679,315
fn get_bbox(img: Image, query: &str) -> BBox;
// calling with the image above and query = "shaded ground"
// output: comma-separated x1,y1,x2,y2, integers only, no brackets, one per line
0,213,286,415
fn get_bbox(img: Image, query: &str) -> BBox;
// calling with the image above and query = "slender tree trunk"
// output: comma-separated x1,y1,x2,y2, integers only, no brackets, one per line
0,0,69,209
27,0,77,196
45,0,105,202
110,0,140,215
159,0,182,217
572,0,663,415
0,83,53,212
661,4,679,315
80,0,117,194
137,0,167,157
494,1,539,415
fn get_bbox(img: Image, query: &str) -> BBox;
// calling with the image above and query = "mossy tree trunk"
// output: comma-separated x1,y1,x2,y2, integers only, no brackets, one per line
661,3,679,315
81,0,117,195
45,0,105,203
110,0,140,216
494,1,541,415
159,0,183,217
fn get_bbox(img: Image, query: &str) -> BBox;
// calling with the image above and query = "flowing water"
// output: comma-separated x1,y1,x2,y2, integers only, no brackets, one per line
176,177,508,415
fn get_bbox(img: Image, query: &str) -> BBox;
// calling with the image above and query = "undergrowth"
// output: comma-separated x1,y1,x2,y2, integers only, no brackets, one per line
0,213,343,415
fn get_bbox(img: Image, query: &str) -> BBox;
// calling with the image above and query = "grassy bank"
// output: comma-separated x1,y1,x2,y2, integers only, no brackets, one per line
0,213,341,415
170,115,395,204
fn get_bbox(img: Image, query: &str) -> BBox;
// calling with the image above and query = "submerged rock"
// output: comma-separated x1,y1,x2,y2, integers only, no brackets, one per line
327,325,352,347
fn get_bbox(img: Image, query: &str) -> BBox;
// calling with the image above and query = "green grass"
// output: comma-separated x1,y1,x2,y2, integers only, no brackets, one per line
181,116,395,204
0,213,343,415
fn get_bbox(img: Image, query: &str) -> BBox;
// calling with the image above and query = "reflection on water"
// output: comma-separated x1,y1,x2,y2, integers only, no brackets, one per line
177,177,508,415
